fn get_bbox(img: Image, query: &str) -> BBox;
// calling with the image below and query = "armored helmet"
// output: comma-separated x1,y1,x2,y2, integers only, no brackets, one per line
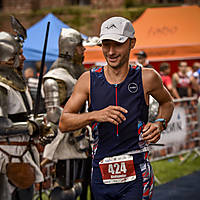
0,31,21,68
59,28,83,59
0,16,26,68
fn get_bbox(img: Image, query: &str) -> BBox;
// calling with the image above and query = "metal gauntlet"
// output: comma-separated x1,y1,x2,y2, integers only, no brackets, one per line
28,115,58,145
68,127,90,153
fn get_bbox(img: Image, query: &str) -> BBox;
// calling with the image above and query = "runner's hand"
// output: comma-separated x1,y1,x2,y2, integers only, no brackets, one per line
93,105,128,125
142,122,163,144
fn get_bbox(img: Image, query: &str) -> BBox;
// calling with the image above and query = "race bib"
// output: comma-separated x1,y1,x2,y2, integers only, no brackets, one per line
99,154,136,184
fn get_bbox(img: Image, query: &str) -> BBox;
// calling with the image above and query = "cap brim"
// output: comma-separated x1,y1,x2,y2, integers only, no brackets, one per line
134,53,146,57
100,34,128,43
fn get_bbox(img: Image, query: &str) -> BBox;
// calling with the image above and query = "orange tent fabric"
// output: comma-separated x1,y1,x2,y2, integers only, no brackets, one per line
132,5,200,61
84,46,105,64
84,5,200,64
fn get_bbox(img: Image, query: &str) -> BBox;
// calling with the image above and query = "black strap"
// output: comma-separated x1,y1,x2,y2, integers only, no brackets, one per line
0,146,29,162
8,112,28,122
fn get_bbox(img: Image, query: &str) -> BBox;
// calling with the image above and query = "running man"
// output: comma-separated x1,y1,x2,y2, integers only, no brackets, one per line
59,16,174,200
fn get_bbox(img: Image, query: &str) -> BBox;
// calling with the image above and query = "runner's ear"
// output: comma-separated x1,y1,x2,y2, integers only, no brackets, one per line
130,38,136,49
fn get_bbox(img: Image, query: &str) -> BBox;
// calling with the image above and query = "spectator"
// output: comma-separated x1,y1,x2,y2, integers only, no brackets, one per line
23,67,35,80
172,61,192,98
198,66,200,79
159,62,180,99
42,28,90,200
189,62,200,96
134,50,153,68
0,28,54,200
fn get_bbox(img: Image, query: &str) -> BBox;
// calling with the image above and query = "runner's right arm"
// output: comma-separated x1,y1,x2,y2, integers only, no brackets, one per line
59,71,128,132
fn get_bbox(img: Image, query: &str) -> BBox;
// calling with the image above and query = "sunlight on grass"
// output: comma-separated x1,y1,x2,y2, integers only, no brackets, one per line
151,152,200,185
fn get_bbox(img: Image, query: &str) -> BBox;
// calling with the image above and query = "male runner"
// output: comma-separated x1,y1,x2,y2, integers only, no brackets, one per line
59,17,174,200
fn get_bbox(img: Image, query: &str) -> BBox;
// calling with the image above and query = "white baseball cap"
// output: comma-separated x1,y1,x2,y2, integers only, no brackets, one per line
99,17,135,43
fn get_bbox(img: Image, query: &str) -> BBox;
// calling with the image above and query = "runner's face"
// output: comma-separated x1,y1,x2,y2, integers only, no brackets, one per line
102,39,133,69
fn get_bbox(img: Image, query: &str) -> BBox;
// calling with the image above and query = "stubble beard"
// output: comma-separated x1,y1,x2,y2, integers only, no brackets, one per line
107,51,130,69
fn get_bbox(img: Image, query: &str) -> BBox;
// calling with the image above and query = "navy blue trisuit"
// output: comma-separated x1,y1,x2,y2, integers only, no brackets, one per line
89,65,154,200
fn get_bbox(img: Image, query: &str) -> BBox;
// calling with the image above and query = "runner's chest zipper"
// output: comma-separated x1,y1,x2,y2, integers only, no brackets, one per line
114,84,119,136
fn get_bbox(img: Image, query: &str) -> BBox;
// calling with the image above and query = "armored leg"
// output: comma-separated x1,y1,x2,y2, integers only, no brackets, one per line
0,173,12,200
50,159,85,200
12,185,34,200
49,182,82,200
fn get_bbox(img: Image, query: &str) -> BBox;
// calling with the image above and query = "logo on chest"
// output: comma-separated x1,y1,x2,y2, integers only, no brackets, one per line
128,83,138,93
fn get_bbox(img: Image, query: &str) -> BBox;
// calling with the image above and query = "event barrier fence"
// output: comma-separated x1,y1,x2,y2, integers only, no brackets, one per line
150,96,200,162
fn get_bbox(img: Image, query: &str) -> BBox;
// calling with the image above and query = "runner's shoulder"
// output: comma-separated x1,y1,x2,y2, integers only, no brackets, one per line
142,67,160,80
77,71,90,83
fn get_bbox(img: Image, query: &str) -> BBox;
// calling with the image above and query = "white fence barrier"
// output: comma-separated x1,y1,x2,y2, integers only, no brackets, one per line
150,96,200,161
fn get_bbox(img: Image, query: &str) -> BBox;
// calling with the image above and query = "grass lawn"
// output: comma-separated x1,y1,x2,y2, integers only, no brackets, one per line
151,151,200,186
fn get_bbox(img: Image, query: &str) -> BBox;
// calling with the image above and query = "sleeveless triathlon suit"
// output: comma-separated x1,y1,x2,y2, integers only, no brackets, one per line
176,72,191,97
89,65,154,200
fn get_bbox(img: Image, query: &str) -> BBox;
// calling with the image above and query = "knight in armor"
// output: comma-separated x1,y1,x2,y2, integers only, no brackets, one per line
41,28,90,200
0,17,56,200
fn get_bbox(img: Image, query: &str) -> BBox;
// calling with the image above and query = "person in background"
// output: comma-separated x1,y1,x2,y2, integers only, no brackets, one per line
24,67,35,80
0,21,56,200
172,61,192,98
189,62,200,97
134,50,153,68
23,65,46,114
41,28,91,200
159,62,180,99
198,64,200,80
59,16,174,200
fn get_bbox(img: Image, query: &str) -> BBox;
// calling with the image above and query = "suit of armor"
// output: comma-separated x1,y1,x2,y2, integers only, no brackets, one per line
0,31,44,200
42,28,89,200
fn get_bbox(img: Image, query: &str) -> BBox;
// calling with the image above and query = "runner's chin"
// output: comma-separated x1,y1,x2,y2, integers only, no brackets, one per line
107,58,119,68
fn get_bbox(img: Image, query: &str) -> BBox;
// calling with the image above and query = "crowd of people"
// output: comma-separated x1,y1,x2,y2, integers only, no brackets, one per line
0,14,199,200
134,51,200,100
